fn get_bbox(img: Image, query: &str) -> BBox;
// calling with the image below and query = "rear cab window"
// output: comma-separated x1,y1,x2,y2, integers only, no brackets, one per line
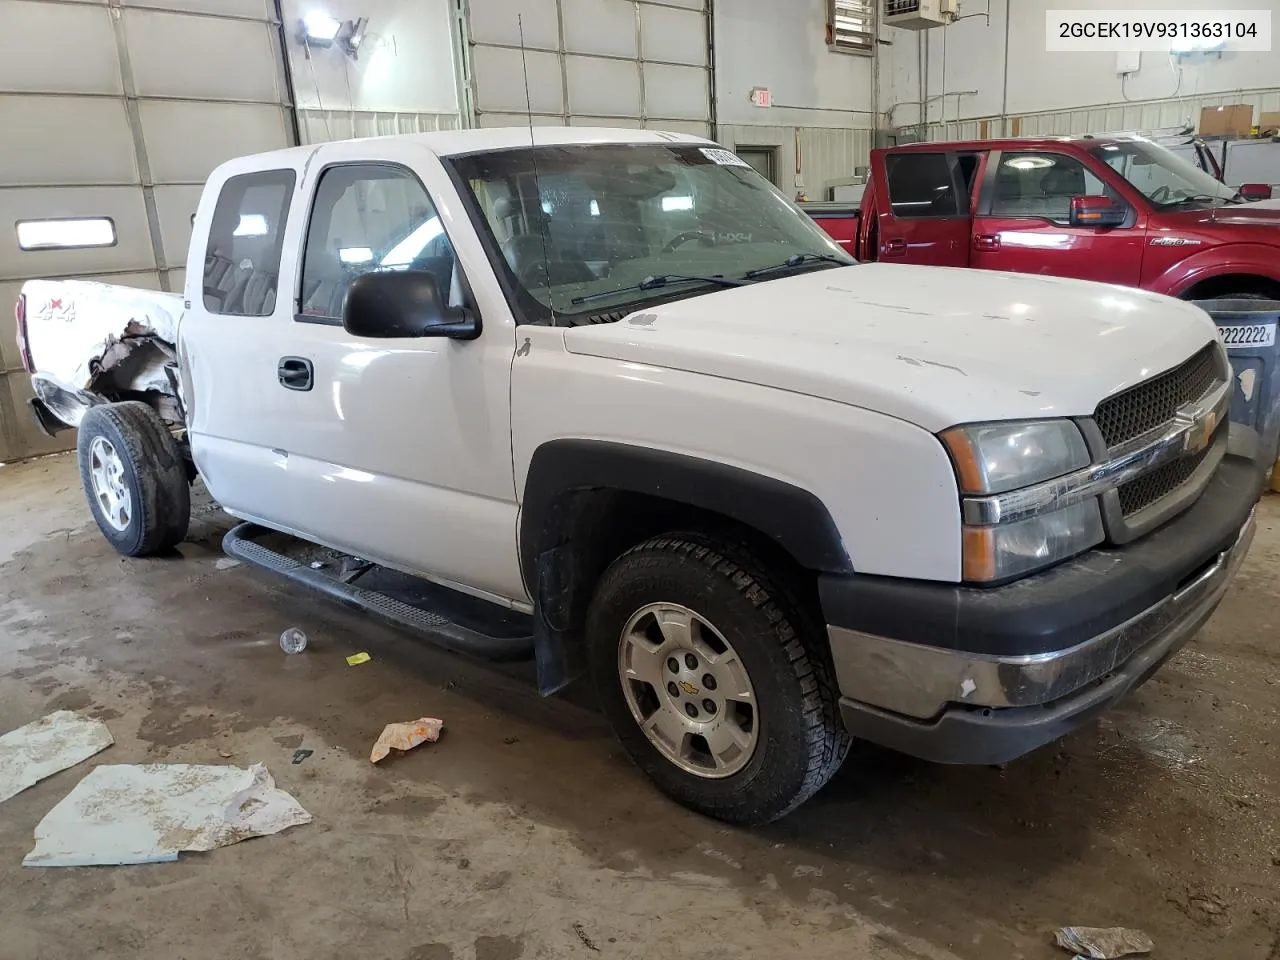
203,169,296,317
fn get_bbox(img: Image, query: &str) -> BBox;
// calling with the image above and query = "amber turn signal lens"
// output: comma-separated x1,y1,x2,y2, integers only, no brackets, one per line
962,526,997,582
940,428,986,495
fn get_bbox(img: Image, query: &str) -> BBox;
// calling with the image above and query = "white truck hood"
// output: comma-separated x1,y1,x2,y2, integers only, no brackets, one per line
562,263,1219,432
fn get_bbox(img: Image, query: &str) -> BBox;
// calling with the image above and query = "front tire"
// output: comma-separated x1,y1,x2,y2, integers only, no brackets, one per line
586,535,851,825
77,402,190,557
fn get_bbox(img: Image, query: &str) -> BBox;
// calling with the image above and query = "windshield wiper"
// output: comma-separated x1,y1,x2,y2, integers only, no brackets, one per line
569,273,745,306
742,253,851,280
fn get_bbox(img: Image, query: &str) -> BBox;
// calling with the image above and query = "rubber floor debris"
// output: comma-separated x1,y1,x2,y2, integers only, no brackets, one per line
0,711,113,804
24,762,311,867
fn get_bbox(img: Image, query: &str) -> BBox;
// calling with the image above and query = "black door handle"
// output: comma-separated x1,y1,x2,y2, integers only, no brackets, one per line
278,357,314,391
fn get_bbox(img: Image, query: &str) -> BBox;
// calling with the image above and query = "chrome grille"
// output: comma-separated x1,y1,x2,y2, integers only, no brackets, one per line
1094,343,1220,448
1117,440,1215,517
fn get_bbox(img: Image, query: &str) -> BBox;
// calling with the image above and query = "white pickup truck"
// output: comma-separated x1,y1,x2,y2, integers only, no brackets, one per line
16,128,1262,824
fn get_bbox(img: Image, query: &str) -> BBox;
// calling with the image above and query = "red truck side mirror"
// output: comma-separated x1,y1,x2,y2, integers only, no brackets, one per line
1239,183,1274,202
1069,196,1126,228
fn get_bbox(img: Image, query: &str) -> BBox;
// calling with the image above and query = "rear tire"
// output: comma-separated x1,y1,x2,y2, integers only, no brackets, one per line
586,535,851,825
1208,291,1274,302
77,402,190,557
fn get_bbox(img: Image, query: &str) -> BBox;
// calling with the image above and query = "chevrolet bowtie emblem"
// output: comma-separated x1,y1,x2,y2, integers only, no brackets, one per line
678,680,700,696
1185,409,1218,454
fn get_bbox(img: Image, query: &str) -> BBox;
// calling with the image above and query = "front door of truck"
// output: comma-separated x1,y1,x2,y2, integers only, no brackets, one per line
183,144,525,603
970,150,1145,287
870,149,980,267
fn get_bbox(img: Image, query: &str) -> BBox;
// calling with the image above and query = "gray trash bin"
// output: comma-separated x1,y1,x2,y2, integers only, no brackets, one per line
1193,298,1280,473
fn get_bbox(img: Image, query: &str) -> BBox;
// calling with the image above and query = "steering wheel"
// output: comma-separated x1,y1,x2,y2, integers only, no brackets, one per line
1148,185,1172,204
662,230,717,254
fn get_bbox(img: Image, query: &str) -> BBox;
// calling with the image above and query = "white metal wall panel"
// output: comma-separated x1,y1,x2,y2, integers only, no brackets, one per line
297,109,460,144
128,0,270,15
464,0,710,132
139,100,289,182
1,0,295,460
472,44,564,115
2,1,122,95
562,0,636,58
152,184,205,267
644,64,709,122
0,97,138,186
640,5,705,65
566,56,641,117
468,0,559,48
570,115,644,129
921,89,1280,144
124,11,281,101
478,113,566,128
718,125,871,199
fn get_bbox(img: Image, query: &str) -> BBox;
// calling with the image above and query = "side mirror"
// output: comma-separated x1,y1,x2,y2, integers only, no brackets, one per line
1239,183,1274,202
1069,195,1127,228
342,270,478,340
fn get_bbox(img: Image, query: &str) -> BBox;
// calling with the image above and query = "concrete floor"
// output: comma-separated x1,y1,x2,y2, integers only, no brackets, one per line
1,453,1278,960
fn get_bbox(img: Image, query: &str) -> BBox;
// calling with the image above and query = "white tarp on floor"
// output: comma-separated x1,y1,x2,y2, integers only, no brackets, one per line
24,762,312,867
0,710,113,804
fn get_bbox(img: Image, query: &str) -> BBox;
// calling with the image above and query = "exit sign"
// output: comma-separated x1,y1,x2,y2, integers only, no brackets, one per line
749,86,771,108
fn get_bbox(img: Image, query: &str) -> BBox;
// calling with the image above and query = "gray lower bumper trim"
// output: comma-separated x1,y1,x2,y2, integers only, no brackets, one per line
827,508,1256,720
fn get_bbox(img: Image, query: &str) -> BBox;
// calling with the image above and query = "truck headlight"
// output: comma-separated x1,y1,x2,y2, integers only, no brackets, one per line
941,420,1103,582
941,420,1090,495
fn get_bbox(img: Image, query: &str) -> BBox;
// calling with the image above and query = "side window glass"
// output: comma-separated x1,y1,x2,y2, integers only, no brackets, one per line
203,169,295,316
885,153,962,219
991,153,1110,223
300,164,456,321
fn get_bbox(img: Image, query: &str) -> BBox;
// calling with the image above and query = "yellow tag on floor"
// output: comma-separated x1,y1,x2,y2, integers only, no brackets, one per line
346,652,371,666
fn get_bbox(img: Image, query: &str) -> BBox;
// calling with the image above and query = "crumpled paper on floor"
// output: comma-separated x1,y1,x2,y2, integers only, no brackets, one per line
0,710,113,804
24,762,312,867
1054,926,1154,959
370,718,444,763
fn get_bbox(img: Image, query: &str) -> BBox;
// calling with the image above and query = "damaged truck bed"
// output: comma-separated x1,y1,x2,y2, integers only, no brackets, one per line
18,280,185,436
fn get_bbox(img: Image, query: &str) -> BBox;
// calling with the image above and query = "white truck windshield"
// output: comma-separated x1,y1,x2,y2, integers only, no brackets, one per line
448,143,853,323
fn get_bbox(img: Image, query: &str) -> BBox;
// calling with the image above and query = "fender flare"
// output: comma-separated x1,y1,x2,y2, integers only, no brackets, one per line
518,439,852,594
1150,243,1280,298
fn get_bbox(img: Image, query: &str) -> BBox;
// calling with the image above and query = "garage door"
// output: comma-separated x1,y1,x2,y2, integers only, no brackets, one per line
0,0,295,462
460,0,712,137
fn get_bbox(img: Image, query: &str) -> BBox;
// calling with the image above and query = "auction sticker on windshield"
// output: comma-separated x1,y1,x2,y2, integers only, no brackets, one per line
701,148,750,167
1218,322,1277,350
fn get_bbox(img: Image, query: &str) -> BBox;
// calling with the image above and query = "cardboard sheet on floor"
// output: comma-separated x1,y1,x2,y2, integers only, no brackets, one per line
24,762,312,867
0,711,113,804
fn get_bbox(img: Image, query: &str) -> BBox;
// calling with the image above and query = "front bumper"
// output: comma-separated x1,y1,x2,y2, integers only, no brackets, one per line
822,454,1261,765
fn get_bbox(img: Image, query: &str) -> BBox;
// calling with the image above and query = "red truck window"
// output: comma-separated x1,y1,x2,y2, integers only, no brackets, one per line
885,153,965,218
987,153,1109,224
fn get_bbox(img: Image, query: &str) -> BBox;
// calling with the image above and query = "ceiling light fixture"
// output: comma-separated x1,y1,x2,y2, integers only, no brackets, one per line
298,12,367,59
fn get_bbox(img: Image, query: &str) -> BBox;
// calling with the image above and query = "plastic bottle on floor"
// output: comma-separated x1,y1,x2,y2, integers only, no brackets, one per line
279,627,308,654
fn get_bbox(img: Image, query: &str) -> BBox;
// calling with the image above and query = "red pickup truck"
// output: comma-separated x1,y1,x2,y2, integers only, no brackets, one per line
804,135,1280,303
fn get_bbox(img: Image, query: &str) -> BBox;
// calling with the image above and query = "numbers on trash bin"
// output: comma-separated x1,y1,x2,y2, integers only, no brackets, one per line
1217,324,1277,349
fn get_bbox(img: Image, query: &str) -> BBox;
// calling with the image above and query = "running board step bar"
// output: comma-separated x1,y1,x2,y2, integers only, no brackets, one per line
222,523,532,662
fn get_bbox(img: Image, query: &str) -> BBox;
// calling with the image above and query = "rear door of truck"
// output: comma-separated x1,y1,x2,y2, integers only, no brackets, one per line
867,148,984,267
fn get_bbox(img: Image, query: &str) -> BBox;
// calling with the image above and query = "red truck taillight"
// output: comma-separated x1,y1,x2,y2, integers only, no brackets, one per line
14,294,34,373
